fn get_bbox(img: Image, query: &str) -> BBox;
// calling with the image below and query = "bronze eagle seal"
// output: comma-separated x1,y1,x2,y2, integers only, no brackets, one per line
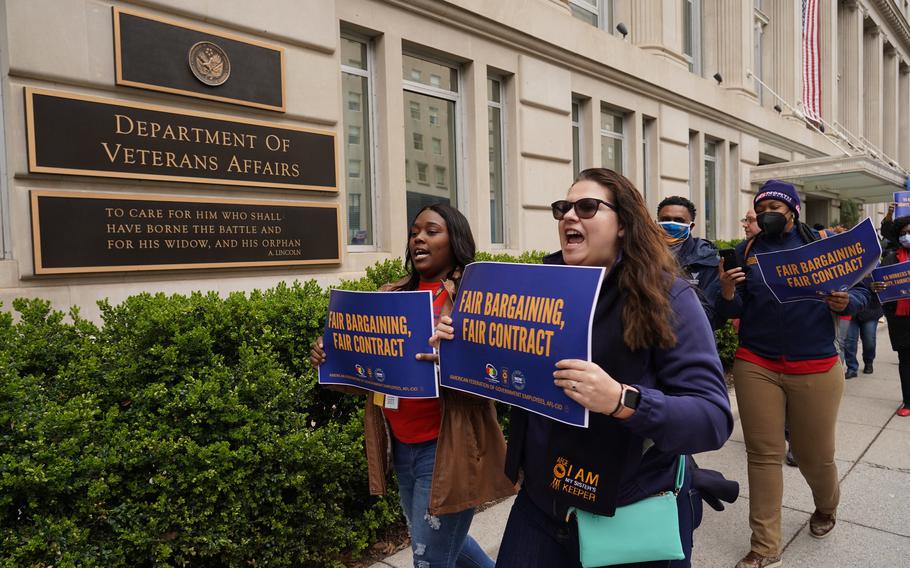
188,41,230,86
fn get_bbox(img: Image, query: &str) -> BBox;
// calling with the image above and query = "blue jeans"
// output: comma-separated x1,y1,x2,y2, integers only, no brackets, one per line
844,318,878,373
393,438,494,568
495,463,700,568
835,318,851,363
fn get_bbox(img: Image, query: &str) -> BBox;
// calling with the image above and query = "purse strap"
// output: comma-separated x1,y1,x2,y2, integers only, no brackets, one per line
567,455,688,520
672,455,686,497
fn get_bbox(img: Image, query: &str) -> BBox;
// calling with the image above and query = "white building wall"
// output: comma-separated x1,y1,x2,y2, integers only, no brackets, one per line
0,0,905,318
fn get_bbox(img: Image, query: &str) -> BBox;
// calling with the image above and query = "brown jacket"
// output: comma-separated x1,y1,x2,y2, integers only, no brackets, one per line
360,276,516,515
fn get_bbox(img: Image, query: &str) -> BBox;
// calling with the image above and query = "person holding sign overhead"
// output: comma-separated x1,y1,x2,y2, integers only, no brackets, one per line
717,180,871,568
870,215,910,418
310,204,515,568
435,168,732,567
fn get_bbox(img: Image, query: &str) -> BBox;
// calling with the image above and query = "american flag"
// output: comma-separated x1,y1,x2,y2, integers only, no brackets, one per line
801,0,821,123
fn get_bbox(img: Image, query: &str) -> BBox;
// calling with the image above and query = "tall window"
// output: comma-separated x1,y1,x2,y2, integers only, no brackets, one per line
341,35,375,246
753,1,768,102
403,53,459,223
572,98,583,179
417,162,429,184
600,105,625,174
704,141,718,241
682,0,702,74
435,166,447,187
642,117,655,203
569,0,612,31
488,77,506,244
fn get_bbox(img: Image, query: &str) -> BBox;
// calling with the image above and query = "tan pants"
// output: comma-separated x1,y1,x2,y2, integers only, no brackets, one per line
733,359,844,556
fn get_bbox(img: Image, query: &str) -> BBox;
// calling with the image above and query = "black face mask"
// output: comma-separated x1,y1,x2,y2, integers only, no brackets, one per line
757,211,789,237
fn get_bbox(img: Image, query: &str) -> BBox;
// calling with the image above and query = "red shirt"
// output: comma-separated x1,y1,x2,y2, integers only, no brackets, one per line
382,280,445,443
735,346,839,375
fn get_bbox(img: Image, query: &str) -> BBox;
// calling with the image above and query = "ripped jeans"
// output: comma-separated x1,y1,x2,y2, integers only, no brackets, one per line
393,438,494,568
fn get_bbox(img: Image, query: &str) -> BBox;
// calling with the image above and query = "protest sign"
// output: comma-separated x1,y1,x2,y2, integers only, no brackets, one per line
894,189,910,219
439,262,605,427
318,289,438,398
871,260,910,303
754,218,881,303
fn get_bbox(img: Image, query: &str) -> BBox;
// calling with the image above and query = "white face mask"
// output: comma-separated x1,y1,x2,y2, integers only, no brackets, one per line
900,235,910,249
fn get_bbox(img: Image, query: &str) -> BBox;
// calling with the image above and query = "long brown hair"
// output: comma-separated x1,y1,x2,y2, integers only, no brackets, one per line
574,168,678,350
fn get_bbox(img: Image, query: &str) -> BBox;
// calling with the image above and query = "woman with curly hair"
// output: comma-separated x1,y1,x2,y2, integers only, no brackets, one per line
437,168,732,567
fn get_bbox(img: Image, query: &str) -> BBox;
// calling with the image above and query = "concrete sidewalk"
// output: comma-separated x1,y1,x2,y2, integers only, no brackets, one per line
372,326,910,567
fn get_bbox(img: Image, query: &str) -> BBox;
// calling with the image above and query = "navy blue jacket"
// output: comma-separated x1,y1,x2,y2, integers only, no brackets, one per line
513,255,733,515
673,237,722,329
716,226,871,360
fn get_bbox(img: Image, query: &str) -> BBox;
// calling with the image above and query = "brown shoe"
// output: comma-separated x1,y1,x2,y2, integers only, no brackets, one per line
809,510,836,539
735,551,783,568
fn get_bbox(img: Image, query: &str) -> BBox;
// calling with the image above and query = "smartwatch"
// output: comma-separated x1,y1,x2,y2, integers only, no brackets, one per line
619,386,641,411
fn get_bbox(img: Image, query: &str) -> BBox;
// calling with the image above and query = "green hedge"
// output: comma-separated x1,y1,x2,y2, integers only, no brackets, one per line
713,238,744,252
1,285,394,567
0,249,735,567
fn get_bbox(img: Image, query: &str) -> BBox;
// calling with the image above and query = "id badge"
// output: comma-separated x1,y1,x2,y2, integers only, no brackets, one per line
384,395,400,411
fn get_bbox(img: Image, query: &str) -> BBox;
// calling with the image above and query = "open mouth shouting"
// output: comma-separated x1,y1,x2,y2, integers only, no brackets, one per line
564,227,584,245
411,246,431,264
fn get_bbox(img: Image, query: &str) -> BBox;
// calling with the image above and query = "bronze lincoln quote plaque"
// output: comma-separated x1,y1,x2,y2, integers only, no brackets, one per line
30,191,341,274
25,88,337,191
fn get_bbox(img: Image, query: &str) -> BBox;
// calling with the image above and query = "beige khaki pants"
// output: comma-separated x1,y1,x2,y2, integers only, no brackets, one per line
732,358,844,556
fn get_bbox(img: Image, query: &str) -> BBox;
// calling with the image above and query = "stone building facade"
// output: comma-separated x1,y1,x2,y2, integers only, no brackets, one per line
0,0,907,317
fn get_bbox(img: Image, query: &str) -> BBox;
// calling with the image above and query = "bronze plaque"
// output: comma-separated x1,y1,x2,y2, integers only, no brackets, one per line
114,7,284,111
30,191,341,275
25,88,337,191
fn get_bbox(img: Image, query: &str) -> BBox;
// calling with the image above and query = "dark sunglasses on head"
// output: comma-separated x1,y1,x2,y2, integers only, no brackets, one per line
550,198,617,220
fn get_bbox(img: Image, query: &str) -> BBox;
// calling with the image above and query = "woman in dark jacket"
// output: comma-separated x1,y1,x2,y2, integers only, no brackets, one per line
436,168,733,567
872,215,910,417
717,180,871,568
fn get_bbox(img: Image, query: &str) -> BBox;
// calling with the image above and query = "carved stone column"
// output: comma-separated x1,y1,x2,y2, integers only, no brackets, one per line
862,23,883,149
900,63,910,168
715,0,755,99
631,0,688,68
883,43,899,159
766,0,801,112
837,0,863,137
819,0,838,123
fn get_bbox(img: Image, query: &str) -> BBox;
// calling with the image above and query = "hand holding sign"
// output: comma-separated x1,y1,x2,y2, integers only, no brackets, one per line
552,359,627,418
824,291,850,313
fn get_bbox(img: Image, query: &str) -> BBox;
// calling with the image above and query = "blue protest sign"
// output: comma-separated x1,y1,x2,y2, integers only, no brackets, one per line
894,190,910,219
754,218,882,303
439,262,605,428
318,289,438,398
871,261,910,303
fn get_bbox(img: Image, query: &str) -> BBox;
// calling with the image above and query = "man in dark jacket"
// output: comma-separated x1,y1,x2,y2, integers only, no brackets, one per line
657,196,722,329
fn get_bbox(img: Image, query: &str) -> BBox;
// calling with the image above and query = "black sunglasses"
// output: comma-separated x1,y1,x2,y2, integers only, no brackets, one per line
550,198,617,220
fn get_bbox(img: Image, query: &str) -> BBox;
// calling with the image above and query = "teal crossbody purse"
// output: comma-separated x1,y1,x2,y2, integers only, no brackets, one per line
569,455,686,568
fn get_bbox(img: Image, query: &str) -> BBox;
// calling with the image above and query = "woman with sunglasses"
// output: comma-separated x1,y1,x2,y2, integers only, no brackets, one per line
435,168,732,567
311,204,515,568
